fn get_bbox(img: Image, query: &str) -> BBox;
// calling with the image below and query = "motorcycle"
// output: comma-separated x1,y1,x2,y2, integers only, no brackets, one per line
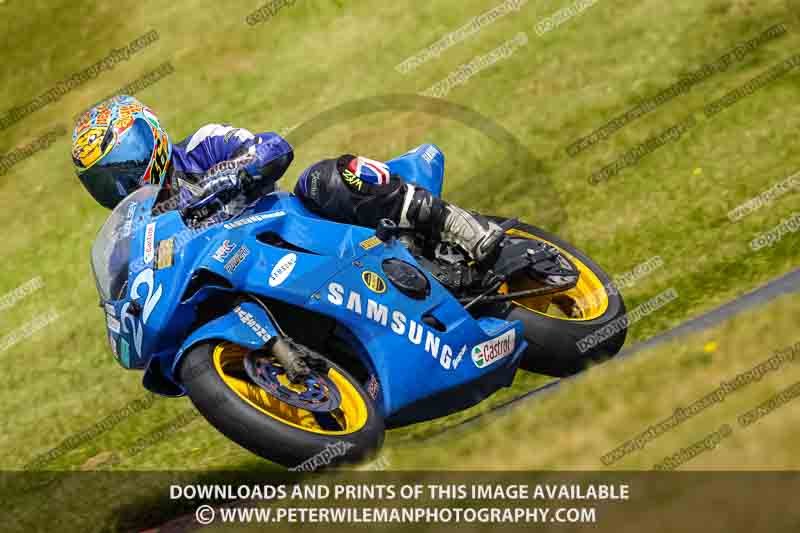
91,144,627,468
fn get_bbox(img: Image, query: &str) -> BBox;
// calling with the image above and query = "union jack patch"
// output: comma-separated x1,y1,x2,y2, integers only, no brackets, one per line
347,156,391,185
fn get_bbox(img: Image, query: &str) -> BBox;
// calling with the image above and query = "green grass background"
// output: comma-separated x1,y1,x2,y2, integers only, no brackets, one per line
0,0,799,489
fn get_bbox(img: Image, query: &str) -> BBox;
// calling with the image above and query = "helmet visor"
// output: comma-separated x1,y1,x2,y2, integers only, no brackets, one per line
78,119,155,209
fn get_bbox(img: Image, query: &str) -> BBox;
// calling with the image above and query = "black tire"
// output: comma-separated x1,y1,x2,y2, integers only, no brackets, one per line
178,342,385,470
487,219,627,376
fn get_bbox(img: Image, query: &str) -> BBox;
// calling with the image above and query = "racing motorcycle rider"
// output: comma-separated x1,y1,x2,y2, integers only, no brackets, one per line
72,95,505,265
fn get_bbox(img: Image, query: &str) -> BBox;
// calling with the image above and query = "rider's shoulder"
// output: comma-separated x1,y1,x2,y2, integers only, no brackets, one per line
177,124,257,153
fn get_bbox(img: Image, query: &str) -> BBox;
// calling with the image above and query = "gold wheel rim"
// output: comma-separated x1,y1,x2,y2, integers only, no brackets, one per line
212,342,369,435
504,229,610,321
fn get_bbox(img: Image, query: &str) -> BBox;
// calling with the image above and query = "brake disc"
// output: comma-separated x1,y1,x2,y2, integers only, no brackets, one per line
243,352,342,412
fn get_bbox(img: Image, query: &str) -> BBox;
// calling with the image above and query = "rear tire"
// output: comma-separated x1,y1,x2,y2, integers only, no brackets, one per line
178,341,384,469
487,219,627,376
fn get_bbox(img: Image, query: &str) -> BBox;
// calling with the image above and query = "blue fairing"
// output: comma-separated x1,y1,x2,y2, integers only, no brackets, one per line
95,148,524,425
386,144,445,197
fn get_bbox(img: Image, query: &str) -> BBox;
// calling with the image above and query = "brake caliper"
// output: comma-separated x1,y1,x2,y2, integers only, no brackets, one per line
244,340,340,412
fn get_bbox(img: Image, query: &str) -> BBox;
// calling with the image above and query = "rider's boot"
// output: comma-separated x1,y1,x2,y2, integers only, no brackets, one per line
397,184,504,263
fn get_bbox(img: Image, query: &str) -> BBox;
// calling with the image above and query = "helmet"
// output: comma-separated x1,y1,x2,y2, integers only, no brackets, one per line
72,95,171,209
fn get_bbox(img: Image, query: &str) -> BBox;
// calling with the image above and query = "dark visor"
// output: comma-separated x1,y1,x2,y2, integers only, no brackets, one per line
78,119,155,209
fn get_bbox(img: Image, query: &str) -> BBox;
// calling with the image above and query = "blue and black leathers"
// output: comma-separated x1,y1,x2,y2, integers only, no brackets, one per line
157,124,293,225
158,124,502,262
294,154,504,262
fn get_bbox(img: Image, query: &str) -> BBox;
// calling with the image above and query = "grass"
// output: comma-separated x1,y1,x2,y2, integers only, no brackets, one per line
0,0,799,528
386,292,800,470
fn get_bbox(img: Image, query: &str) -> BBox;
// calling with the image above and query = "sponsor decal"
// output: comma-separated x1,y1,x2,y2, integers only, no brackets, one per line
453,345,467,369
109,334,118,359
121,202,138,238
156,238,175,270
106,313,121,334
359,236,382,251
472,329,516,368
342,168,364,191
233,305,272,343
269,253,297,287
212,240,237,262
326,283,457,371
143,222,156,264
120,268,163,359
104,303,116,316
308,169,322,199
119,338,130,367
362,271,387,294
223,211,286,229
225,245,250,274
422,145,438,164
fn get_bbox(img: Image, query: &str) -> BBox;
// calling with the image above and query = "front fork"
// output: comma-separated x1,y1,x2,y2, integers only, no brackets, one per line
246,295,331,383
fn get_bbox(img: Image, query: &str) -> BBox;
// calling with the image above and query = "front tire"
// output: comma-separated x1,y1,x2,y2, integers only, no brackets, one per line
488,219,628,376
178,341,384,469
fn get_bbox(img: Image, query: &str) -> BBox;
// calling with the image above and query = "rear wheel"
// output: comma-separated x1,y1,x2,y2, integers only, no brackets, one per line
488,219,627,376
178,341,384,469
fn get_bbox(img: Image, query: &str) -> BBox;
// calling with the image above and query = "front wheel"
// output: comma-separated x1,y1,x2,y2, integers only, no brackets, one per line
178,341,384,470
487,219,628,376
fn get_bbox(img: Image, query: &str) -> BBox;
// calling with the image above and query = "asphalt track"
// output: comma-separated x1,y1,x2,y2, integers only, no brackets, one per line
411,267,800,441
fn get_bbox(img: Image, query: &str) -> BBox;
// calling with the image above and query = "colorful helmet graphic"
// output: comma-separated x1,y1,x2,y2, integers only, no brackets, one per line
72,95,171,209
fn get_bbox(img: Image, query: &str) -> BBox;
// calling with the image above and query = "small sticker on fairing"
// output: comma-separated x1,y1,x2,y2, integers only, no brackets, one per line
106,313,121,334
156,238,175,269
143,222,156,264
109,334,118,358
472,329,516,368
119,338,130,367
359,236,382,251
269,253,297,287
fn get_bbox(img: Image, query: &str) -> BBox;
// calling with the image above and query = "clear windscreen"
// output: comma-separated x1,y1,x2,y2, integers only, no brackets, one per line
90,186,159,301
